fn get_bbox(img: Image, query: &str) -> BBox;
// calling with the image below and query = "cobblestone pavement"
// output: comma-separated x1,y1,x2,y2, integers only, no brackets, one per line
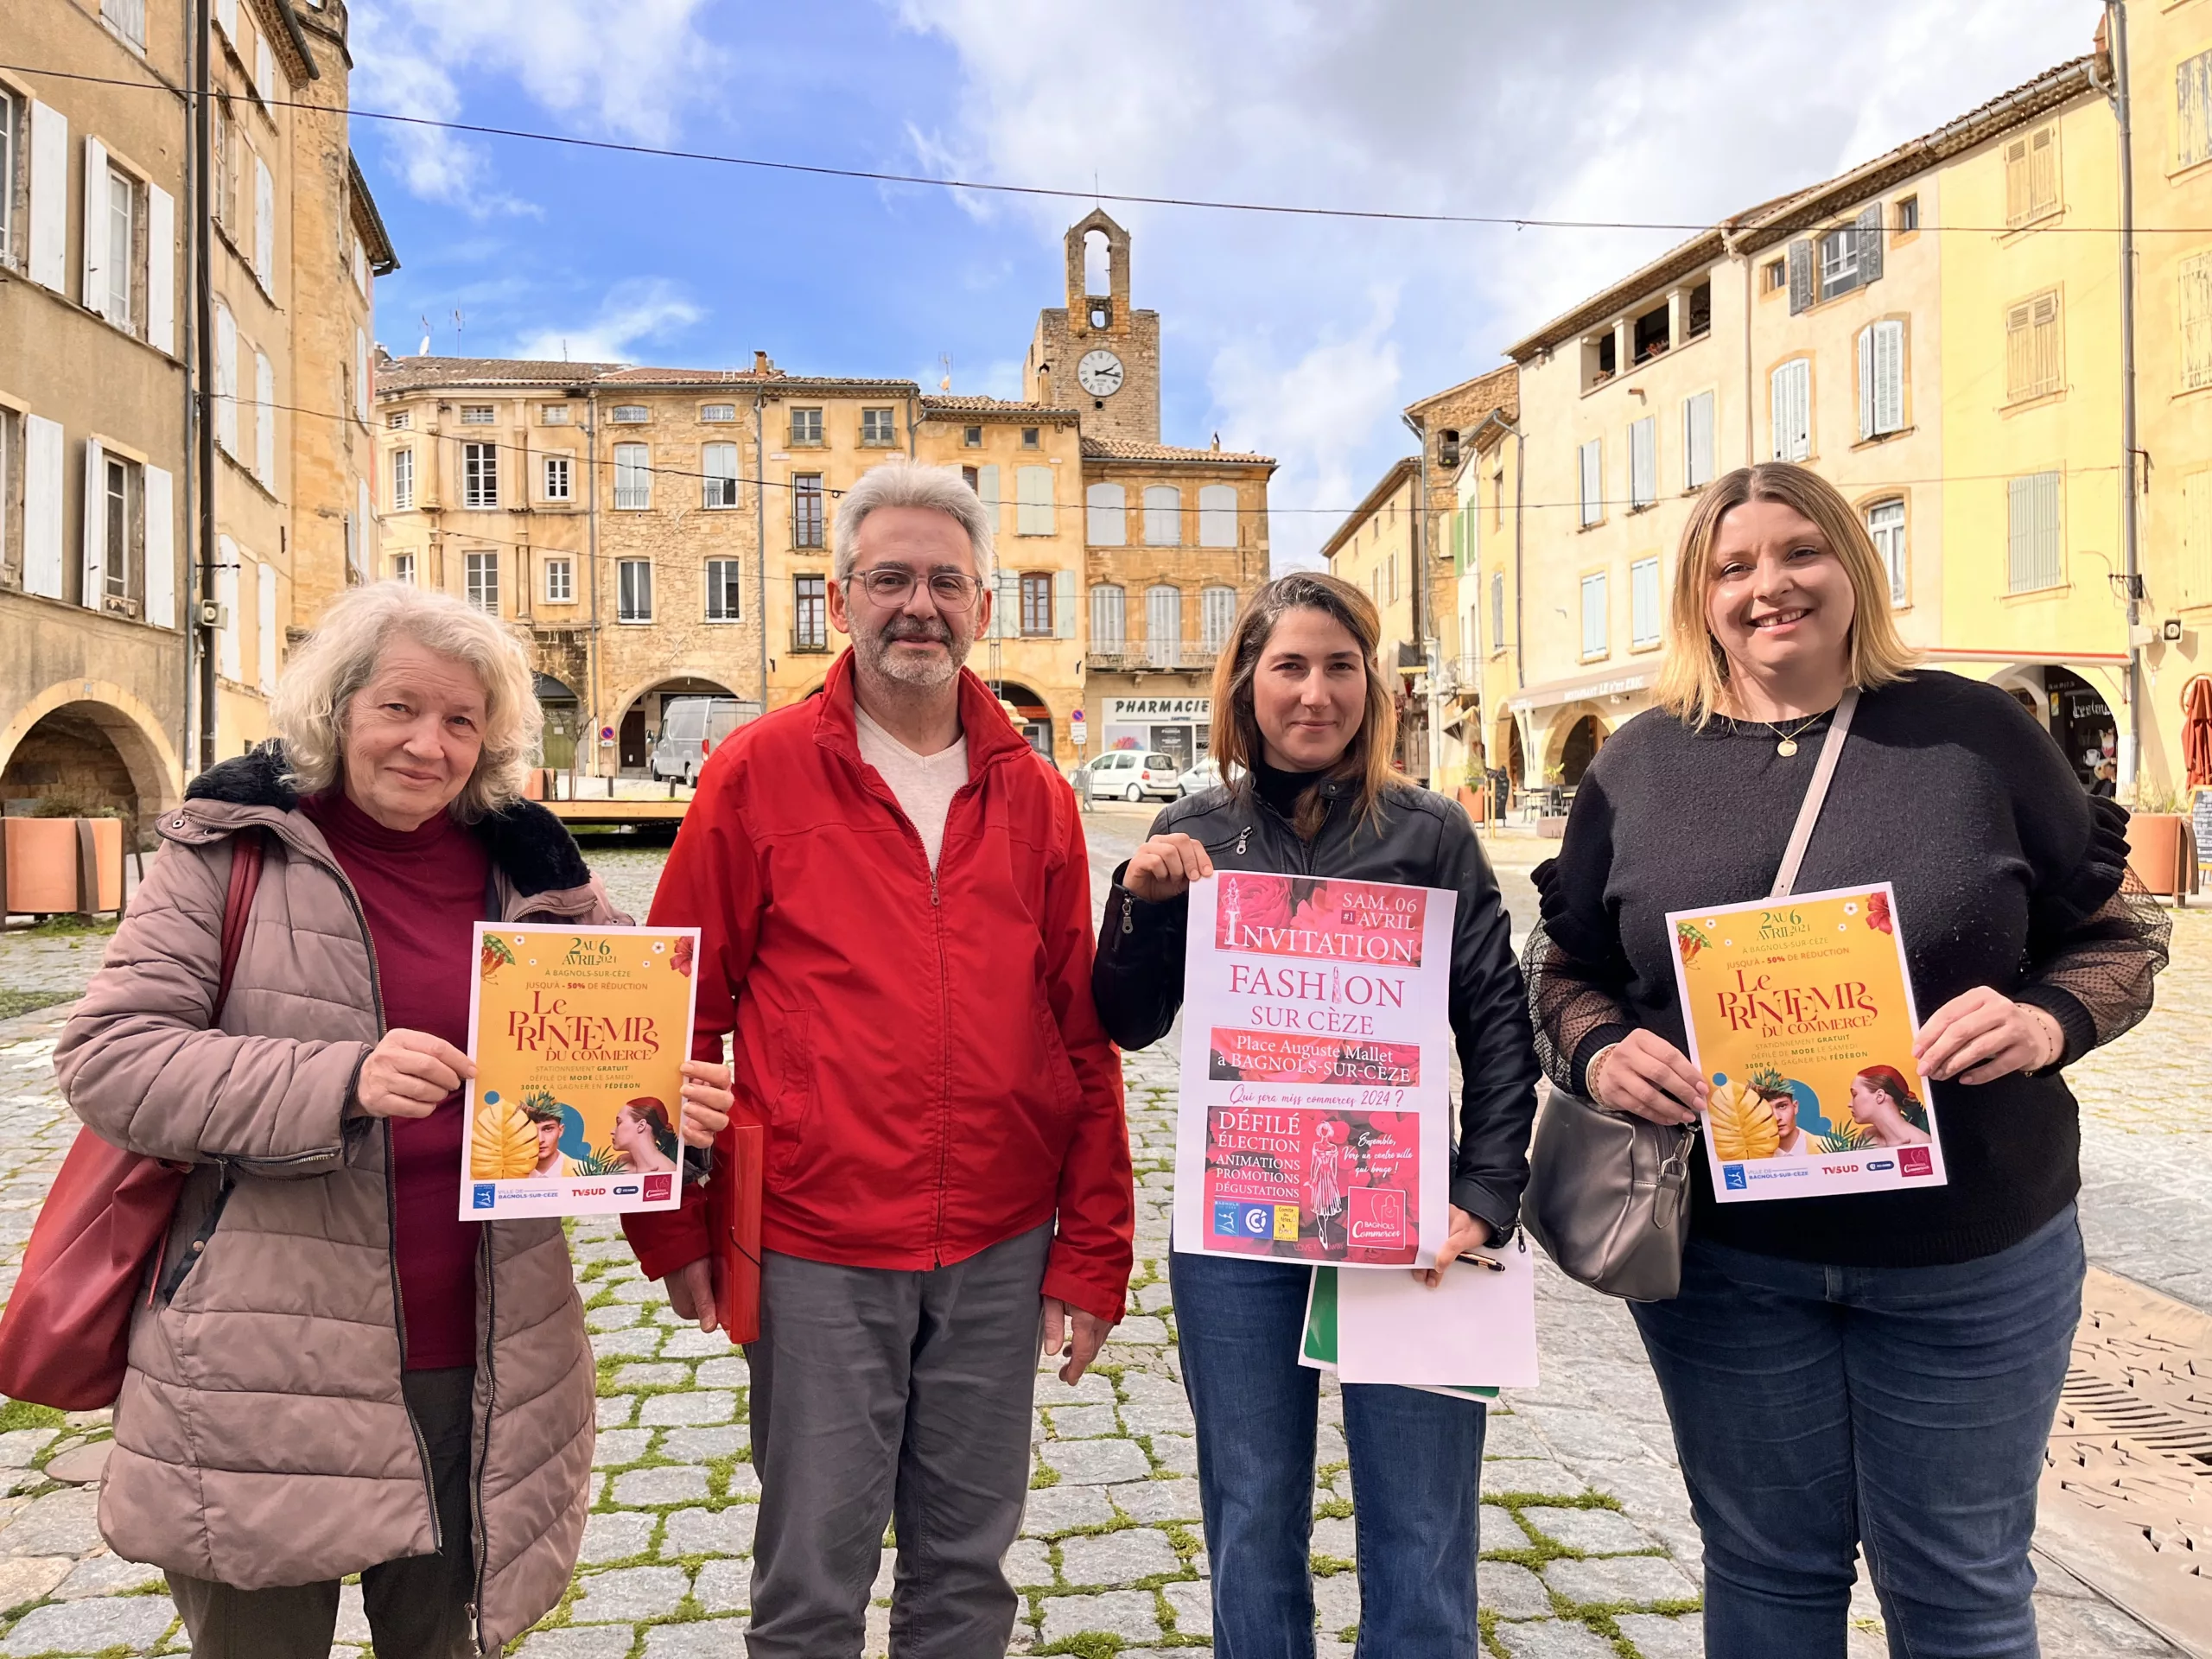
0,821,2192,1655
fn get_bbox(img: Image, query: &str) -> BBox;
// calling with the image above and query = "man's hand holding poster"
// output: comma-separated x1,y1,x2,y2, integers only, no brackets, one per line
1174,872,1456,1268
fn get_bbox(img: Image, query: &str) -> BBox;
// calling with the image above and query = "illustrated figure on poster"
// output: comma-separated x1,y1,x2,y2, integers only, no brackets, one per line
528,1100,589,1177
1758,1072,1811,1155
1306,1119,1345,1250
1848,1065,1932,1146
610,1097,681,1174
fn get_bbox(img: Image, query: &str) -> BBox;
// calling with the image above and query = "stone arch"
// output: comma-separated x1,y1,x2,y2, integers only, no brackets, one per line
1541,701,1611,787
607,672,746,774
0,679,182,845
982,678,1054,758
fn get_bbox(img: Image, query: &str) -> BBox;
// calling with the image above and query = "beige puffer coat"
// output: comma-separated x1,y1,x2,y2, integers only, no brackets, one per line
54,748,617,1656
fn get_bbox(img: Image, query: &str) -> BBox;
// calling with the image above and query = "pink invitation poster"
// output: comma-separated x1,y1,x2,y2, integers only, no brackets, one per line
1175,874,1456,1268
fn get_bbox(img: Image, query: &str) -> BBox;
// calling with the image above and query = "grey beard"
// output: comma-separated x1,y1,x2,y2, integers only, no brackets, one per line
854,620,970,689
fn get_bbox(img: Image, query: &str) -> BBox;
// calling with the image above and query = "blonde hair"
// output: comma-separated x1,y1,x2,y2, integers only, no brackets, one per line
1655,462,1919,727
270,581,543,821
1210,572,1405,838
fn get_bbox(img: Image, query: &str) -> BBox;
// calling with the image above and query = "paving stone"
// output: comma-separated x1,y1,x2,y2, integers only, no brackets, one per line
589,1328,664,1360
609,1465,711,1507
1314,1421,1347,1466
569,1563,690,1622
610,1363,689,1389
578,1509,656,1565
0,1554,71,1609
693,1357,748,1389
1109,1478,1203,1524
0,1434,54,1472
661,1504,757,1558
1484,1414,1551,1459
1044,1370,1116,1406
1039,1587,1162,1643
1040,1438,1151,1485
594,1396,636,1430
0,1595,175,1656
656,1427,747,1463
58,1557,167,1605
1310,1516,1357,1561
1047,1403,1121,1439
515,1629,638,1659
1003,1537,1055,1589
659,1326,735,1358
591,1429,652,1468
639,1390,736,1427
1119,1395,1195,1436
1494,1619,1622,1658
1615,1611,1706,1658
584,1302,640,1331
1109,1316,1171,1345
334,1579,370,1643
722,1461,761,1498
1482,1501,1527,1548
1160,1578,1211,1639
1059,1528,1181,1586
1480,1459,1592,1502
608,1277,663,1303
642,1623,747,1658
1542,1554,1697,1607
1479,1558,1555,1620
694,1555,748,1613
1519,1505,1659,1555
1149,1433,1198,1476
1313,1569,1360,1636
0,1487,101,1557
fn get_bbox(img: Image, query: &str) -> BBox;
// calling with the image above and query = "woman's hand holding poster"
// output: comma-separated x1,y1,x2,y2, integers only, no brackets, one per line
1666,883,1947,1201
458,923,700,1219
1173,873,1455,1268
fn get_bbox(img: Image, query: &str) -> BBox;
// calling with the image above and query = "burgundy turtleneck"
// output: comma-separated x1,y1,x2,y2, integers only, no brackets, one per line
302,788,491,1370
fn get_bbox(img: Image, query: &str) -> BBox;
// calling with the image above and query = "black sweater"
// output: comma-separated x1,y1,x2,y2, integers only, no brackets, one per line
1530,672,2165,1268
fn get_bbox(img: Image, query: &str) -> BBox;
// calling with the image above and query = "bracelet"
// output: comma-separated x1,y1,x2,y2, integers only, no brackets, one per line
1583,1041,1623,1105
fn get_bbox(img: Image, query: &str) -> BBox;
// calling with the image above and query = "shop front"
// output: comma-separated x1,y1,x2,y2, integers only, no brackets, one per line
1097,694,1213,775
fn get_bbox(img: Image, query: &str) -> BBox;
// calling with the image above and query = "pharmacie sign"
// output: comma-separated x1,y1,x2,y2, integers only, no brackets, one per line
1105,697,1213,721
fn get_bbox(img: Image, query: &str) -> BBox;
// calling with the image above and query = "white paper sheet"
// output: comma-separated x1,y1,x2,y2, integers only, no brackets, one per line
1332,1237,1540,1389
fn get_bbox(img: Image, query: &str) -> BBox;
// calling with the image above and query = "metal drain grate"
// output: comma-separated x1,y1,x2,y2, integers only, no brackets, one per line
2038,1268,2212,1655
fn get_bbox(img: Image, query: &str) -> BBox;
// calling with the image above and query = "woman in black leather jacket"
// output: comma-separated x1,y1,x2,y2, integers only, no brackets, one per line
1091,571,1539,1656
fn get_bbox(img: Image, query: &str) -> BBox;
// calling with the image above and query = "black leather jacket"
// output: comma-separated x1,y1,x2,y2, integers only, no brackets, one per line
1091,779,1539,1237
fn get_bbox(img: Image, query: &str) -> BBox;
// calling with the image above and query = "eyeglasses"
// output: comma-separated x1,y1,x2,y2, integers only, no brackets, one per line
847,567,983,608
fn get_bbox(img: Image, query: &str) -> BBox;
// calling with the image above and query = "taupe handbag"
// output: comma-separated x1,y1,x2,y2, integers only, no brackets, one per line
1523,689,1859,1301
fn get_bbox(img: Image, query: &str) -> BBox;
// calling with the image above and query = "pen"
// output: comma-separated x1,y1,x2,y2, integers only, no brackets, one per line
1462,1253,1505,1273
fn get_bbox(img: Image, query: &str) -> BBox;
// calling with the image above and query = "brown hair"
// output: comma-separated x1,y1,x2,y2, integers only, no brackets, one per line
1655,462,1920,728
1209,572,1403,838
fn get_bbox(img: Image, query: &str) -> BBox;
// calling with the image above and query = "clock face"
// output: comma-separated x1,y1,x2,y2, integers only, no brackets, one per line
1077,350,1125,397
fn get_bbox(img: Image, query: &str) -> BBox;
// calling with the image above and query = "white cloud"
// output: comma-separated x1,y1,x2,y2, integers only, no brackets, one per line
353,0,720,216
505,279,706,363
892,0,2103,563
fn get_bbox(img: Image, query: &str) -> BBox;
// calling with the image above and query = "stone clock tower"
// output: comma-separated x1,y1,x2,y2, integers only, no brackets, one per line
1025,210,1161,443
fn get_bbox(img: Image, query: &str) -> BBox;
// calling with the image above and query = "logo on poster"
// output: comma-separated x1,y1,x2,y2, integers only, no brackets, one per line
613,1184,640,1195
1722,1164,1747,1191
472,1184,498,1211
643,1173,674,1201
1898,1147,1934,1177
1865,1157,1896,1172
1345,1187,1406,1247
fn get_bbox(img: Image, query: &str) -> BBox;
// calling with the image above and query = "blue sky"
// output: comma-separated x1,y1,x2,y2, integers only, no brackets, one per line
353,0,2105,565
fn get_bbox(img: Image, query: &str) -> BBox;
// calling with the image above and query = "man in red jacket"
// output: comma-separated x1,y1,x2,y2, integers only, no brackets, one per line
625,459,1133,1656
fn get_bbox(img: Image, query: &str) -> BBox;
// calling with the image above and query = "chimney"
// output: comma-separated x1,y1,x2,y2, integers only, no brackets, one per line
753,350,774,376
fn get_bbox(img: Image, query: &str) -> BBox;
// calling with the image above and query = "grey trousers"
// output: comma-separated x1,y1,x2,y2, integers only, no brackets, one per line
745,1223,1052,1658
168,1366,476,1659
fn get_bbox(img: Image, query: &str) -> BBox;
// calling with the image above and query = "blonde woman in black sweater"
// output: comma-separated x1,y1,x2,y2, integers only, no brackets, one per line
1529,463,2167,1659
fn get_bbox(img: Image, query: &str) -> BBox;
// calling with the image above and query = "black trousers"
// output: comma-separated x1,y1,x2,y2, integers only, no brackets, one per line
168,1366,477,1659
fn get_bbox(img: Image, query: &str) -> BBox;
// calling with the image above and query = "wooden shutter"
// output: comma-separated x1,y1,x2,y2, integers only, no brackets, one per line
253,155,273,289
976,463,1002,531
214,305,237,454
2007,472,2061,592
1874,321,1904,434
1856,203,1884,286
1859,327,1876,440
2183,253,2212,391
2031,127,2056,219
2180,53,2212,169
1578,438,1601,525
145,182,174,353
2031,292,2061,397
357,478,372,580
1770,361,1808,461
22,415,64,599
215,539,240,680
257,561,277,692
1085,481,1124,545
27,101,67,292
1055,569,1077,639
1684,391,1713,488
80,137,109,316
1630,416,1656,508
1787,238,1814,314
80,436,105,609
1016,466,1053,536
255,352,274,486
2005,137,2031,226
1581,573,1606,658
143,463,174,628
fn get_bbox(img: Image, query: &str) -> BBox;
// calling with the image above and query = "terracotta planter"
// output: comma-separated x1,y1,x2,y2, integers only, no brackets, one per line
2,817,124,915
2125,812,2200,904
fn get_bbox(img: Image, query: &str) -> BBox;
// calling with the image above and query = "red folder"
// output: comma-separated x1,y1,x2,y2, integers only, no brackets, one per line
709,1124,764,1344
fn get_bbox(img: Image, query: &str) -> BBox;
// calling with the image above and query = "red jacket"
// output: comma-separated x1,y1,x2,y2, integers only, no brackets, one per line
623,653,1133,1323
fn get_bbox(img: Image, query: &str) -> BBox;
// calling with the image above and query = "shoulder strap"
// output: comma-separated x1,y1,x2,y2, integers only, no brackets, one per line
1770,687,1859,899
213,829,265,1024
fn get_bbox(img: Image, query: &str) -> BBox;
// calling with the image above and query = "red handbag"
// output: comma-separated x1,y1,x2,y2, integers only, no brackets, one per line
0,830,264,1409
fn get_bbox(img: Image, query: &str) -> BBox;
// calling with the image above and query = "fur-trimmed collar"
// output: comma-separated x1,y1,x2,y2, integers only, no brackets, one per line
187,746,593,898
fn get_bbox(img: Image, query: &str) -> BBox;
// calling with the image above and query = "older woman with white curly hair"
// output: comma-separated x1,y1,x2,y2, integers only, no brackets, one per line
55,582,733,1659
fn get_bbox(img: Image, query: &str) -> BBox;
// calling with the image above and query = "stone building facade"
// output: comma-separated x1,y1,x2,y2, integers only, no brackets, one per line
0,0,391,850
375,212,1273,777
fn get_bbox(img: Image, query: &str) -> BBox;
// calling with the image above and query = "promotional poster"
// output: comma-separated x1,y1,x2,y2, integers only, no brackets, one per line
1666,882,1947,1202
458,924,700,1220
1173,872,1456,1268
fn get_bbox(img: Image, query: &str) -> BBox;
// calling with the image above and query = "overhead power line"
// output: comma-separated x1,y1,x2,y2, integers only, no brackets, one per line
5,58,2208,237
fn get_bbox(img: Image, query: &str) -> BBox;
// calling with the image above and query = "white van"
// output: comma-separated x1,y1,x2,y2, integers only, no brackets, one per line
650,696,750,785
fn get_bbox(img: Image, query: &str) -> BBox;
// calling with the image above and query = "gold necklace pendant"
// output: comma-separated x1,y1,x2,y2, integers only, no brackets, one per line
1777,737,1800,757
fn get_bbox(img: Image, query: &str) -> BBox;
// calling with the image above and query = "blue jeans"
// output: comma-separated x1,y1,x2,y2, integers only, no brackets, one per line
1631,1205,2084,1659
1171,1248,1488,1658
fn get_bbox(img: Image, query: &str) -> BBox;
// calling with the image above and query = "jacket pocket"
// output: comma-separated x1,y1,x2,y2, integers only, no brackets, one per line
768,1007,817,1182
1032,996,1083,1124
156,1171,233,1308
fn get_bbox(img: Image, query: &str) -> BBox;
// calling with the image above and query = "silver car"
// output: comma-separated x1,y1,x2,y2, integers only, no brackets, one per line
1175,758,1243,798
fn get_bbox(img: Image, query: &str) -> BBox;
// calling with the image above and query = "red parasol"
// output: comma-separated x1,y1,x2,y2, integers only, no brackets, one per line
2186,677,2212,789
